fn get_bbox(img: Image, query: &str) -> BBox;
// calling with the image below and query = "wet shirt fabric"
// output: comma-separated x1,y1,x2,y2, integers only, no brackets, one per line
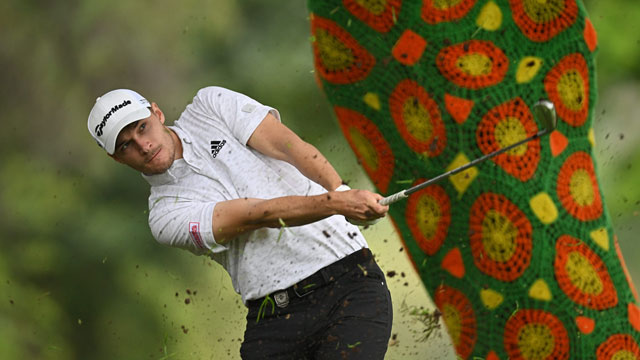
142,86,367,303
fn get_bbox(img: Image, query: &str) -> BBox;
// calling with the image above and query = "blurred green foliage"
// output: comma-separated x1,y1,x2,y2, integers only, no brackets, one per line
0,1,639,359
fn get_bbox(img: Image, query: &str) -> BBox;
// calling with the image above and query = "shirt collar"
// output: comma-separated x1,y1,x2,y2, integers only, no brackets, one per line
141,125,196,186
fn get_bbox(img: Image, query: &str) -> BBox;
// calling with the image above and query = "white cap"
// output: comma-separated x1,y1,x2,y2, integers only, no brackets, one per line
87,89,151,154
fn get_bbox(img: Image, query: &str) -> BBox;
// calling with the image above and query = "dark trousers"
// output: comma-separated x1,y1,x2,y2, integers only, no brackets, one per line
241,249,393,359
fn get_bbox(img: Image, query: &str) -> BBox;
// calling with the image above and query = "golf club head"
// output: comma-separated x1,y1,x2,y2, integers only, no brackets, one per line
533,100,557,133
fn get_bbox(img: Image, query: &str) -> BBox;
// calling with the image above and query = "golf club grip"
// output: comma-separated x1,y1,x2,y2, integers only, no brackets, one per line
379,191,407,205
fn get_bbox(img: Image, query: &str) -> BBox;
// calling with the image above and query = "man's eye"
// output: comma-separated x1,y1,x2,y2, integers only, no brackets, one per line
120,142,129,151
140,123,146,131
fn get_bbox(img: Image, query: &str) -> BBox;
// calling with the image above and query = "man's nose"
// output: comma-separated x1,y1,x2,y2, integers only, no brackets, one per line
135,137,152,153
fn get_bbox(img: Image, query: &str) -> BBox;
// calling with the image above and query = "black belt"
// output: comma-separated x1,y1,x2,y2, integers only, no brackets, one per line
247,248,373,308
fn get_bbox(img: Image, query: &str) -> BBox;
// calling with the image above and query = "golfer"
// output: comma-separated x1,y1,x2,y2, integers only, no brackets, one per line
87,87,392,359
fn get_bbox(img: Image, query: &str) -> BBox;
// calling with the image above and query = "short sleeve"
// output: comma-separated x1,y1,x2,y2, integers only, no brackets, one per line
148,196,228,255
192,87,281,145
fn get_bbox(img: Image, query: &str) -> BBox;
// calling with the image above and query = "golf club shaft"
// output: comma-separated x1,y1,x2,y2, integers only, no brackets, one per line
379,128,548,206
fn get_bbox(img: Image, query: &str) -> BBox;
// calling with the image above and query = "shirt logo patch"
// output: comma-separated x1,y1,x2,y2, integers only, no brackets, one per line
210,140,226,158
241,103,257,113
189,222,205,249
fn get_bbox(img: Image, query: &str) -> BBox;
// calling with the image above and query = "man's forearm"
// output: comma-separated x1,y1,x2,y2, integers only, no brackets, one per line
212,189,387,245
246,114,343,191
286,141,343,191
212,193,339,244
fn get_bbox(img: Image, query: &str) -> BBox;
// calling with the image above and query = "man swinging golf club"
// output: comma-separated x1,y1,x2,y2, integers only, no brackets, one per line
87,87,392,359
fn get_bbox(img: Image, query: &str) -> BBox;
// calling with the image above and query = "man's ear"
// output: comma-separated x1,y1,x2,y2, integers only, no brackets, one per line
150,102,165,125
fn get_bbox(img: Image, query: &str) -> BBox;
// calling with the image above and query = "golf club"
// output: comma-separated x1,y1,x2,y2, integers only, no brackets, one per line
379,100,557,206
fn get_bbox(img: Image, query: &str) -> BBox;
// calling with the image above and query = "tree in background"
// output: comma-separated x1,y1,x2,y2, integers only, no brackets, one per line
308,0,640,358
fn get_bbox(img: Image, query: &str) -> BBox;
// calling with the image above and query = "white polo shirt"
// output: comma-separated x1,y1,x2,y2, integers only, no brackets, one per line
143,87,367,303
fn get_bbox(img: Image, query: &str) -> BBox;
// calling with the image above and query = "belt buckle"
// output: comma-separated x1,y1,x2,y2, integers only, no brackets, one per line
273,291,289,308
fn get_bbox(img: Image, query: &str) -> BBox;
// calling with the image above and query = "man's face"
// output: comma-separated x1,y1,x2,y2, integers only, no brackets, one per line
111,103,180,175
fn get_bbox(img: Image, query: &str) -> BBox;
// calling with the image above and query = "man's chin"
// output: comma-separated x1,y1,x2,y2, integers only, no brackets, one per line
142,167,168,176
141,158,174,175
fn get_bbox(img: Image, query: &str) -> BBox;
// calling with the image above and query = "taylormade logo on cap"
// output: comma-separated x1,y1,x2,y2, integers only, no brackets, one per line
94,99,132,137
87,89,151,155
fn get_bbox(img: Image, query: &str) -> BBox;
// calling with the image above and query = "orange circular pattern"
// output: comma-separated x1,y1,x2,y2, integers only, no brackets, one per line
389,79,447,156
334,106,395,193
434,285,477,359
469,192,533,281
311,15,376,84
554,235,618,310
421,0,476,24
544,53,590,127
476,97,541,181
436,40,509,89
343,0,402,33
504,309,570,360
509,0,579,42
406,183,451,255
557,151,602,221
596,334,640,360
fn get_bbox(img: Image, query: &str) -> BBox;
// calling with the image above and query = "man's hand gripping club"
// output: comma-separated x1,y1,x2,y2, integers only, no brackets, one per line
334,184,387,226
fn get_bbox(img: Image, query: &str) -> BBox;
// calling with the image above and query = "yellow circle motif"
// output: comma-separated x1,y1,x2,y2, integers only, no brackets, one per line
456,54,493,76
523,0,565,22
482,210,517,262
518,323,555,359
316,29,354,71
566,252,603,295
355,0,387,14
557,70,586,111
416,195,441,239
611,350,638,360
402,97,433,142
443,303,463,346
349,128,379,170
569,169,594,206
433,0,464,10
495,117,528,156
